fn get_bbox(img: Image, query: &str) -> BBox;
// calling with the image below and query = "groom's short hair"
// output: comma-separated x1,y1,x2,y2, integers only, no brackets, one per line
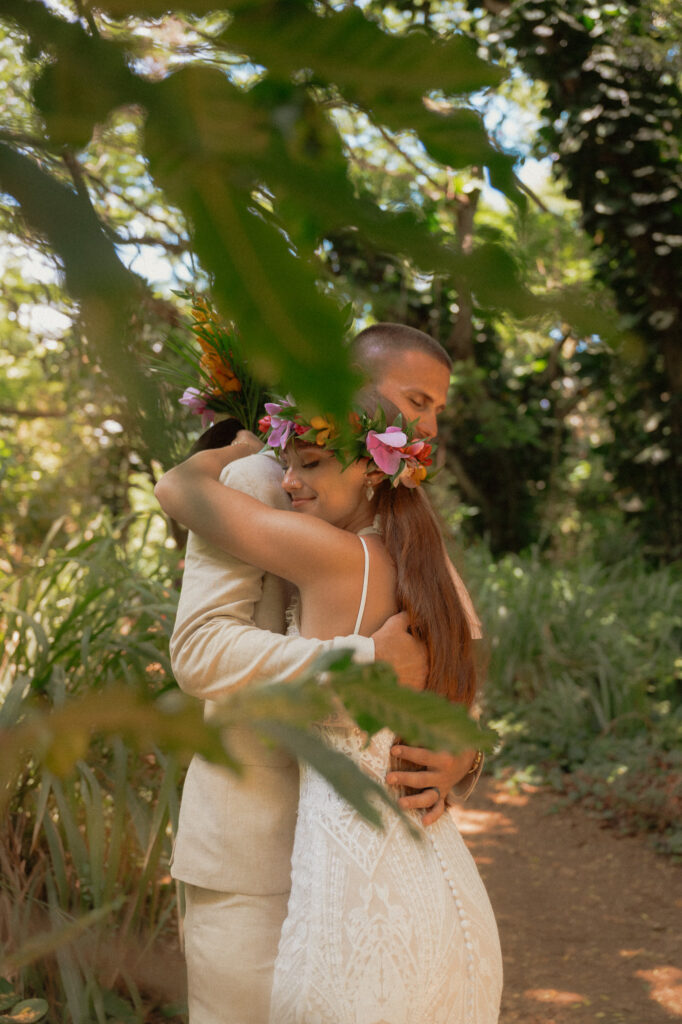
351,322,452,380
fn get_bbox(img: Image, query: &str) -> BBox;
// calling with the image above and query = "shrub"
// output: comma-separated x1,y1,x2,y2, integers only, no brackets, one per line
458,542,682,855
1,516,186,1022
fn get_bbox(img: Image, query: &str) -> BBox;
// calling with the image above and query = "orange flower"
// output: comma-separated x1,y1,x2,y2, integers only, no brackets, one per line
200,350,242,394
395,461,428,488
192,295,217,322
310,415,335,446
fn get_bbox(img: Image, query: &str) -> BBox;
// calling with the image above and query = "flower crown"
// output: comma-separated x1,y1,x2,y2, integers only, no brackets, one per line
257,399,435,489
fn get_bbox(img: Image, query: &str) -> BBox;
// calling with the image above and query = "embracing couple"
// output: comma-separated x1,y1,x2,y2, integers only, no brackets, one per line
155,323,502,1024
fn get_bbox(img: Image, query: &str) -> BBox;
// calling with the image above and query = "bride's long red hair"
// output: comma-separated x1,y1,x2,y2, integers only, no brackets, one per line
357,387,477,709
376,483,477,709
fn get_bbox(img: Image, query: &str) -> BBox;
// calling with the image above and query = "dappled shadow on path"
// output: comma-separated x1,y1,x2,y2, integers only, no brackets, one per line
450,778,682,1024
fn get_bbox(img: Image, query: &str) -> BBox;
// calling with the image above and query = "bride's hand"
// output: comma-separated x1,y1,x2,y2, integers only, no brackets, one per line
233,429,263,454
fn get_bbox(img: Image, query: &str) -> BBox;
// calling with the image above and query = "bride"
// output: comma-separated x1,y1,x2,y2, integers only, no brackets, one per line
155,396,503,1024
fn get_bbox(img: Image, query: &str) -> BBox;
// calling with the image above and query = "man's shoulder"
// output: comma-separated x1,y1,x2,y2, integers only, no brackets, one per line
220,450,287,506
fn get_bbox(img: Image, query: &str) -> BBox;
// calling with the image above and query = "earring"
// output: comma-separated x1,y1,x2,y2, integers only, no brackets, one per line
365,482,375,502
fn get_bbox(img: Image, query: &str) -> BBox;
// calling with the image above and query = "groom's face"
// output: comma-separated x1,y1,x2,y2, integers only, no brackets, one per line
374,350,450,439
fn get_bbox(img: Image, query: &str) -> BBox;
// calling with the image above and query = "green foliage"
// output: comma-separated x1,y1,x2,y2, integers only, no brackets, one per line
0,521,188,1019
1,517,490,1019
328,656,492,751
0,997,48,1023
2,531,174,699
459,541,682,853
471,0,682,558
0,0,535,436
0,0,641,560
557,723,682,857
0,979,48,1024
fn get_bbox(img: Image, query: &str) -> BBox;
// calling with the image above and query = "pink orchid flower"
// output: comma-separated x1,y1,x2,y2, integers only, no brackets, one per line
264,401,295,449
366,426,408,475
180,387,214,427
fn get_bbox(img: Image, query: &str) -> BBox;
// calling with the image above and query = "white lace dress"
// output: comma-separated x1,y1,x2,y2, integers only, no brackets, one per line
269,536,503,1024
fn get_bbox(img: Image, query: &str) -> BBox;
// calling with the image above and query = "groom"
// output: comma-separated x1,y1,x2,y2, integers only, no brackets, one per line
167,322,482,1024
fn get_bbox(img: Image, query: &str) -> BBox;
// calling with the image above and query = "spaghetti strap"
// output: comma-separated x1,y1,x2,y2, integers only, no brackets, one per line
353,536,370,635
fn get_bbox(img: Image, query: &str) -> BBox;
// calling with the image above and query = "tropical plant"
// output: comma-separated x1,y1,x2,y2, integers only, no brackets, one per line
0,514,493,1020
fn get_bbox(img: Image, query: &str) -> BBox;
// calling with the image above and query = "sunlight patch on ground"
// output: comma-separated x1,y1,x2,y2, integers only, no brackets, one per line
523,988,587,1006
636,966,682,1016
489,783,542,808
619,948,646,959
450,809,517,836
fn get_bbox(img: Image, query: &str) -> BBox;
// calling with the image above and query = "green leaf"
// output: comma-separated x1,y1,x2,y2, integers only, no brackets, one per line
3,0,147,149
331,664,496,754
0,999,49,1023
0,143,172,463
214,676,334,733
259,721,392,828
221,5,521,206
100,991,137,1024
0,997,20,1015
0,687,238,817
306,648,355,674
223,4,502,102
145,68,359,416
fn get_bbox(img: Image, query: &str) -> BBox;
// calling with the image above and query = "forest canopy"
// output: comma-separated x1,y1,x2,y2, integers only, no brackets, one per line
1,0,679,560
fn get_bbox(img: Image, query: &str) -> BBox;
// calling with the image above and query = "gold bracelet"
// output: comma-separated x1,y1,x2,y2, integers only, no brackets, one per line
466,750,484,776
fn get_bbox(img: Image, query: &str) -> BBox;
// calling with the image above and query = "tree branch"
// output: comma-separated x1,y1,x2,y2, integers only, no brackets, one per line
374,122,463,202
113,232,190,255
512,171,550,213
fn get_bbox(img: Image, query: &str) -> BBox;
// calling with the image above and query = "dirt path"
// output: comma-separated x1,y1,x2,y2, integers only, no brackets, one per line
450,777,682,1024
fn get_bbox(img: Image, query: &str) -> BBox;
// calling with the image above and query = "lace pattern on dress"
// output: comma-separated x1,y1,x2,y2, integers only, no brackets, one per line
269,533,502,1023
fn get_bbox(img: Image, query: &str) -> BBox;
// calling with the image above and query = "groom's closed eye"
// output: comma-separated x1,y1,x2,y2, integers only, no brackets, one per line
407,394,428,412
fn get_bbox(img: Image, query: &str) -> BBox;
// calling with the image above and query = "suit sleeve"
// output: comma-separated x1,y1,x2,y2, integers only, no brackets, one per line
169,453,374,702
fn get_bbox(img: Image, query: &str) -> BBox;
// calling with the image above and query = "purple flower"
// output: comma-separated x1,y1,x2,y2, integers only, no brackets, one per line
180,387,214,427
264,400,295,449
366,426,408,475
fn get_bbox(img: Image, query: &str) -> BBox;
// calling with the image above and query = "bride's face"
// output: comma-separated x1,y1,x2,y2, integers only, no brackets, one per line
280,443,372,531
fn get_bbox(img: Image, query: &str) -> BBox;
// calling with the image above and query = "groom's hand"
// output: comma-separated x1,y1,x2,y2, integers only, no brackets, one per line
372,611,427,691
386,747,479,826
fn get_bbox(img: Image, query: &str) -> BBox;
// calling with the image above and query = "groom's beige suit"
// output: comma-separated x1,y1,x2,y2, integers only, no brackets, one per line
169,451,375,1024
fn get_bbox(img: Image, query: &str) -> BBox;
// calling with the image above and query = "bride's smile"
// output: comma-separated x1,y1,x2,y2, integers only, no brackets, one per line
280,444,377,533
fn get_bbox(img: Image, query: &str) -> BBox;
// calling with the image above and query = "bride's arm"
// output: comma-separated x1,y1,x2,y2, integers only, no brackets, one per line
154,448,358,588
